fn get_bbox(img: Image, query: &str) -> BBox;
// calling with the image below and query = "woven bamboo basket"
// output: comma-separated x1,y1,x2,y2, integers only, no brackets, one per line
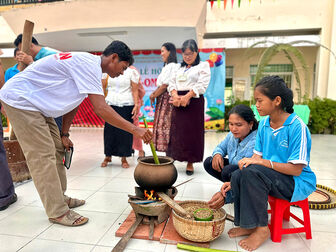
172,200,227,242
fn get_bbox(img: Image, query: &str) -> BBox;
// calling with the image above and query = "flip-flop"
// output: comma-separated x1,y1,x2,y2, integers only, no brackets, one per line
49,210,88,227
121,159,129,168
101,157,111,167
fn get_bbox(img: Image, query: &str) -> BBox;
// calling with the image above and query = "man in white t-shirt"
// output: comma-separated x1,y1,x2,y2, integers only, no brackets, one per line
0,41,152,227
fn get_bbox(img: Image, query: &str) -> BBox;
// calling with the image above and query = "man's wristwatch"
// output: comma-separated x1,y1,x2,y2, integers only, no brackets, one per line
61,132,70,138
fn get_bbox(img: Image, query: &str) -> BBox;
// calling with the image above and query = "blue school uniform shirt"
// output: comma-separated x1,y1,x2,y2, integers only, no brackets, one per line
34,47,57,61
212,131,257,165
4,64,19,82
254,113,316,202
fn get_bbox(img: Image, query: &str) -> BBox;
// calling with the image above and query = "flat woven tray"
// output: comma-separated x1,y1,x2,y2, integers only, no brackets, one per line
308,184,336,210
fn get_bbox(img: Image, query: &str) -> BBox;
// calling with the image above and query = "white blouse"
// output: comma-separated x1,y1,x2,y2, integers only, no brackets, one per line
103,67,140,107
168,61,211,98
156,62,180,87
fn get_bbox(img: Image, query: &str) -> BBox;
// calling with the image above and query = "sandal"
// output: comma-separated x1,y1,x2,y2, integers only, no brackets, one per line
121,158,129,168
49,210,88,227
65,196,85,209
186,163,194,176
101,156,111,167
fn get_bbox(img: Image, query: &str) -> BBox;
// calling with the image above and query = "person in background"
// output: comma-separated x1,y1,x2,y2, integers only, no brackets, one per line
130,66,146,158
4,48,19,82
13,34,62,131
101,66,140,168
0,41,152,226
167,39,210,175
0,57,17,211
209,76,316,251
150,42,179,153
204,104,258,182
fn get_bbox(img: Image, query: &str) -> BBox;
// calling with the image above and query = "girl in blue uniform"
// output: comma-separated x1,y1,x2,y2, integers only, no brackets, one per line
222,76,316,251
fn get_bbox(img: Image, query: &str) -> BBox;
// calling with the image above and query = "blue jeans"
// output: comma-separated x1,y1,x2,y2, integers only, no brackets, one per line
0,117,15,208
203,156,239,182
231,164,294,229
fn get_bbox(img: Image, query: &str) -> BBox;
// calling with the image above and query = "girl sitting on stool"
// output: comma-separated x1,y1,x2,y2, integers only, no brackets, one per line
209,75,316,251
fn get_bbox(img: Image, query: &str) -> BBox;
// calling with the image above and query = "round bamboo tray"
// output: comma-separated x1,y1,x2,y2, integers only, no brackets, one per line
172,200,227,242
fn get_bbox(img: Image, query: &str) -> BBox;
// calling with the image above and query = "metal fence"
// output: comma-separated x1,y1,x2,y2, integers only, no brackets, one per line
0,0,64,6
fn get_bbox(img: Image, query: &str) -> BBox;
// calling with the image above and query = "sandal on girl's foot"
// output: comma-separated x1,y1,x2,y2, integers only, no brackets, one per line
65,196,85,209
101,156,111,167
49,210,89,227
121,158,129,168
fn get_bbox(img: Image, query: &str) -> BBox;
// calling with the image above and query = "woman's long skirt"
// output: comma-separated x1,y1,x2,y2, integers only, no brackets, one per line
104,105,134,157
153,91,173,152
167,91,204,163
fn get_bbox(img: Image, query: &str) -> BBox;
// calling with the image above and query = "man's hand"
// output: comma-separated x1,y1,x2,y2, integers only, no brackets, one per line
61,136,73,151
133,127,152,144
180,95,190,107
220,182,231,197
149,93,155,107
16,51,34,65
212,154,224,172
208,192,225,210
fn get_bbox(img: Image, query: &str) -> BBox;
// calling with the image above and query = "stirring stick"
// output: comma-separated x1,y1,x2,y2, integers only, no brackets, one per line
141,117,160,164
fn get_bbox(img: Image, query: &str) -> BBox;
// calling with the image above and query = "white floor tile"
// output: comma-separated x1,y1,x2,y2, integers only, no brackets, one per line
100,177,138,193
79,191,129,213
301,231,336,252
0,234,31,252
67,176,112,191
0,207,52,237
37,211,119,245
19,239,94,252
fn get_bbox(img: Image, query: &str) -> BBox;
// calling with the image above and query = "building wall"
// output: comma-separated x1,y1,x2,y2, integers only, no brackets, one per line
225,46,318,102
206,0,336,100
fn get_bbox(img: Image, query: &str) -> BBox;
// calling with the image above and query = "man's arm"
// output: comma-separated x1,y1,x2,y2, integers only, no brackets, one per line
0,59,5,88
88,94,152,143
61,107,79,135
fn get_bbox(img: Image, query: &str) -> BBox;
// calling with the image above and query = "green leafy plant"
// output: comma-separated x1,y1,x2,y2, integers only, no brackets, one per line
1,114,7,127
307,97,336,134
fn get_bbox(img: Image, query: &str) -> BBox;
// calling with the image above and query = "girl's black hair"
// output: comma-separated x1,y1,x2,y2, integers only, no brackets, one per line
181,39,200,67
162,42,177,64
228,104,259,131
255,75,294,113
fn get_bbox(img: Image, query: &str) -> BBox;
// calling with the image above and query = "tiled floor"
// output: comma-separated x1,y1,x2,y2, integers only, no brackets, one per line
1,128,335,252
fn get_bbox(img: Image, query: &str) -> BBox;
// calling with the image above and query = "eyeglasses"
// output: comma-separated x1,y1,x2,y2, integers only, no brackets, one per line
182,52,195,58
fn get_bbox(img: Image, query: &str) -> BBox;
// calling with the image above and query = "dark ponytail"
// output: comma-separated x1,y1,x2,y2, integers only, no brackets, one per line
255,75,294,113
228,104,259,131
162,42,177,64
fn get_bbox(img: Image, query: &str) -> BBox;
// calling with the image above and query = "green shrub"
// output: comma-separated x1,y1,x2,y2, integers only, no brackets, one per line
307,97,336,134
224,100,250,131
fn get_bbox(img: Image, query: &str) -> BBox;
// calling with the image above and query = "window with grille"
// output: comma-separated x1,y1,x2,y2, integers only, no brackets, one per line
250,64,293,88
225,66,234,105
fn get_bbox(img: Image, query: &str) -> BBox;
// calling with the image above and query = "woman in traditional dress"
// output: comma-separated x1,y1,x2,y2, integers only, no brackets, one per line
150,42,178,152
167,39,211,175
101,67,140,168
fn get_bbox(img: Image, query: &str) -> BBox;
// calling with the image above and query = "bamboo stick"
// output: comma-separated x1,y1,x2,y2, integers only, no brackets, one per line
142,118,159,164
177,243,235,252
18,20,34,71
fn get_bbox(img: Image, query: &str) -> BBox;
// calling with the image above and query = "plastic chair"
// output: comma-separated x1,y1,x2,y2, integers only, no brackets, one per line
267,195,312,242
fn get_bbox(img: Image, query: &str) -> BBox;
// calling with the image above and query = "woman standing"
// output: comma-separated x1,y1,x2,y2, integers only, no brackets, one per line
167,39,211,175
150,42,178,152
101,67,139,168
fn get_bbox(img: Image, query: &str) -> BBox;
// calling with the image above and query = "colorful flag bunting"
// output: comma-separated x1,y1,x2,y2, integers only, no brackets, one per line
231,0,234,8
224,0,228,9
217,0,221,8
238,0,241,7
210,0,214,8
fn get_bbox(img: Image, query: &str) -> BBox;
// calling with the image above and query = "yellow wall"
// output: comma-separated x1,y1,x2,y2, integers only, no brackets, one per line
225,46,318,102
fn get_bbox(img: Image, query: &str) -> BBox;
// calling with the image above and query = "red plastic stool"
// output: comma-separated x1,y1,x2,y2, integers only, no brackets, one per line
267,195,312,242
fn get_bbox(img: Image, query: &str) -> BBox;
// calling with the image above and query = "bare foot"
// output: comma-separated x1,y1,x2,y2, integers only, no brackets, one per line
238,226,270,251
228,227,255,238
101,156,111,167
138,150,145,158
121,157,129,168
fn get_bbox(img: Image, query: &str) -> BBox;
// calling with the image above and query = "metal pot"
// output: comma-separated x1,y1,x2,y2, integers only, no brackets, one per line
134,156,177,190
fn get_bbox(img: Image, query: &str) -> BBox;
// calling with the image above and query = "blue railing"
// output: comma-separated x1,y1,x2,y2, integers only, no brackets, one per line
0,0,64,6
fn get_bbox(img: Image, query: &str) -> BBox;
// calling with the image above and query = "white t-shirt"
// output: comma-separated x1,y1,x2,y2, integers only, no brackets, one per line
103,67,139,107
168,61,211,98
156,62,180,87
0,52,104,118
